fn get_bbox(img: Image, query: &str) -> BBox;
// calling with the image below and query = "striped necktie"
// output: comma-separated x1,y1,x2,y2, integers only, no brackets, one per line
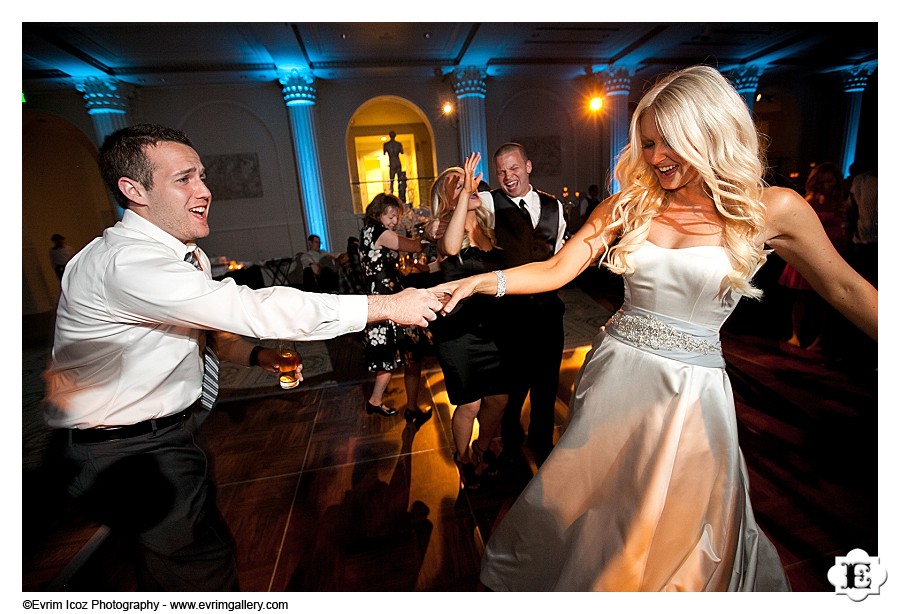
185,249,219,410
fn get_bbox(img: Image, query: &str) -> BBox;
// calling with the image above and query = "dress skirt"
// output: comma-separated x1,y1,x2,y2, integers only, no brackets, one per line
479,330,789,591
430,294,507,405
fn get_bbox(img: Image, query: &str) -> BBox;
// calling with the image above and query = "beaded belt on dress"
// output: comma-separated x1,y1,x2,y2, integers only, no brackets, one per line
603,306,725,368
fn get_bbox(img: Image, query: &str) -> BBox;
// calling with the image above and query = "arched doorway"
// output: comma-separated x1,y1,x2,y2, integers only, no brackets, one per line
22,114,116,318
345,96,436,216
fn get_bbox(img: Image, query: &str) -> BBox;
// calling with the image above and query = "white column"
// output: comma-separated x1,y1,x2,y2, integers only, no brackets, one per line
76,77,133,219
449,66,488,177
279,69,332,251
602,68,632,195
840,64,876,179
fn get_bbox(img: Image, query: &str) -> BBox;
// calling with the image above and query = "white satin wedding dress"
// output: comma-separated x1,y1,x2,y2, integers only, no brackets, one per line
480,241,791,591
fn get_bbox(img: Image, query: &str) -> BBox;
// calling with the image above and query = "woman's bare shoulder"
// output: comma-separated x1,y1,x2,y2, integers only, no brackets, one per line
762,185,809,223
761,185,818,243
762,185,804,210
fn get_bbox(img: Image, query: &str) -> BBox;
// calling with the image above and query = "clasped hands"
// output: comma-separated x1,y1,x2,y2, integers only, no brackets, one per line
429,275,481,317
373,282,478,328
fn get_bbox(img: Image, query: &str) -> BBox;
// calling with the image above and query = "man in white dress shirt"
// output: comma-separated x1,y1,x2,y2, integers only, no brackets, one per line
42,124,442,591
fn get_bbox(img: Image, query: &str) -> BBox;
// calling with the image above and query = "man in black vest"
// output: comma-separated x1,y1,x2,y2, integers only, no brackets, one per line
477,142,567,468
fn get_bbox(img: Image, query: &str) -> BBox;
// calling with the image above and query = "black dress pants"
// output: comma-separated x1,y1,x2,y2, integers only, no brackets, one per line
497,294,565,461
60,413,239,591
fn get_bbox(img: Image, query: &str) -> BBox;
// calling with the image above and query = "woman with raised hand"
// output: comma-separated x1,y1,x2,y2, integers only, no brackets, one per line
429,152,508,489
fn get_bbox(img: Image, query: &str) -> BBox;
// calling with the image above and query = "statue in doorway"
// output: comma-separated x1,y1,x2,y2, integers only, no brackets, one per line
383,131,404,196
398,171,407,203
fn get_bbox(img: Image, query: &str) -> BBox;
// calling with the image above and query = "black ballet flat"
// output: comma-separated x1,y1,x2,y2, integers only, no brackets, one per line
404,407,433,428
366,401,398,417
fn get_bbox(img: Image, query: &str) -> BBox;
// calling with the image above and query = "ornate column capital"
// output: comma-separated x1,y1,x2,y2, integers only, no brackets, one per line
838,61,876,178
75,77,133,115
449,66,487,98
842,63,876,93
730,65,764,96
279,69,318,106
600,67,633,96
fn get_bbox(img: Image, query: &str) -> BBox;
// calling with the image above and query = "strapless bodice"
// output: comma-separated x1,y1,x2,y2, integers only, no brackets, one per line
623,242,739,332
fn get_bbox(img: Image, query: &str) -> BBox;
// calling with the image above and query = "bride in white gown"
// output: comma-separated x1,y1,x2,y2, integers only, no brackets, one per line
431,65,878,591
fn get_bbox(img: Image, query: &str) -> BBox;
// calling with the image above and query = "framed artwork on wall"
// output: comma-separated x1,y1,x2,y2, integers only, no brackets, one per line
204,152,264,200
512,136,561,177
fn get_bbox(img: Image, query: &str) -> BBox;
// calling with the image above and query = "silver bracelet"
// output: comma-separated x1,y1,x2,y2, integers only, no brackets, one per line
494,270,506,298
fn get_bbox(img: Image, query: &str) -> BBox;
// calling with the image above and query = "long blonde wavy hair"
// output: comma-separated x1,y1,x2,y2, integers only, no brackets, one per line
603,65,769,299
430,167,497,250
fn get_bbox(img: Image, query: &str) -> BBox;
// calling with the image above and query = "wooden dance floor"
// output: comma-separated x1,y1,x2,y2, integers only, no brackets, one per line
22,269,878,593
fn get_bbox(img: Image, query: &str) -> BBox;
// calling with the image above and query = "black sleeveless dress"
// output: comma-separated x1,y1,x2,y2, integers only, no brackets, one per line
430,247,509,405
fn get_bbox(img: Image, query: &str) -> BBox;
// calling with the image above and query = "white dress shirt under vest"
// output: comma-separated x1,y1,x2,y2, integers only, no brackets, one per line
477,186,567,254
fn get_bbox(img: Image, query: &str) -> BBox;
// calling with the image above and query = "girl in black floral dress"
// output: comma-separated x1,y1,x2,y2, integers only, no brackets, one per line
360,193,431,423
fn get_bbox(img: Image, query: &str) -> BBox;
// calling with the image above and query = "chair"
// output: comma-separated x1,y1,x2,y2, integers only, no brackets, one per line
285,253,305,288
264,257,293,286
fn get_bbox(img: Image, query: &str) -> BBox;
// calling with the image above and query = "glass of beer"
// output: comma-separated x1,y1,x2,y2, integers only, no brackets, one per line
276,341,302,389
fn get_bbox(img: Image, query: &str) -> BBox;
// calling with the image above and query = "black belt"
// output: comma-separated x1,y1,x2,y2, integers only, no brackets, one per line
68,407,193,444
